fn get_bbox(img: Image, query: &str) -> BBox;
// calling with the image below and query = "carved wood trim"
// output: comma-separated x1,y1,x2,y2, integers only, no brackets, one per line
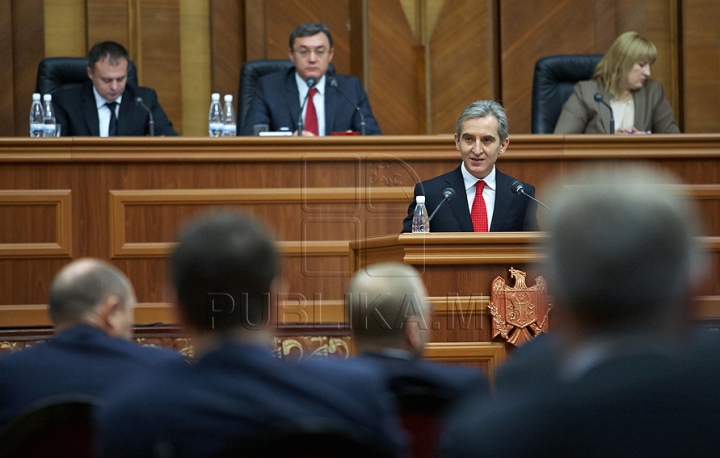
108,187,412,258
424,342,507,378
0,190,72,258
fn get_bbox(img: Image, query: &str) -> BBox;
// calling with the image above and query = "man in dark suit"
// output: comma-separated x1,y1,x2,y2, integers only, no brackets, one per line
53,41,177,136
0,258,181,429
241,22,381,136
96,212,403,458
403,100,538,232
349,262,488,399
348,262,488,456
440,167,713,457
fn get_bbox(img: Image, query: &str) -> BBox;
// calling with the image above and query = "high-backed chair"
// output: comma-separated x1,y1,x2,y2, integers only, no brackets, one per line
531,54,603,133
389,378,455,458
0,395,97,458
35,57,138,96
236,59,336,132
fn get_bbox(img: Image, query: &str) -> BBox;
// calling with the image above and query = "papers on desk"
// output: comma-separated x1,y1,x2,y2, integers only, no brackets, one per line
259,131,293,137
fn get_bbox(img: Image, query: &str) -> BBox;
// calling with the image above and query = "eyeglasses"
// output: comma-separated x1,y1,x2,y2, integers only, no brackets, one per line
293,47,329,58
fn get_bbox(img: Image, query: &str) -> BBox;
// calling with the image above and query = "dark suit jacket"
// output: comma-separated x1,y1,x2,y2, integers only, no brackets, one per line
53,81,178,136
356,352,489,406
402,166,539,232
441,342,719,458
96,341,404,458
240,68,381,135
0,325,182,428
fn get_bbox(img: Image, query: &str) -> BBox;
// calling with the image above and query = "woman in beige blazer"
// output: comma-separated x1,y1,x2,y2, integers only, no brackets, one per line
554,32,680,134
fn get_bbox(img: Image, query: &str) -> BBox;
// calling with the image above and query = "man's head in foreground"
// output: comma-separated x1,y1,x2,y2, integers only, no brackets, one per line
546,166,706,340
49,258,136,339
347,262,431,356
168,211,280,344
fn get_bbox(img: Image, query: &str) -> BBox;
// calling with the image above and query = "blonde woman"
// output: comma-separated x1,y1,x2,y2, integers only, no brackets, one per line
554,31,679,134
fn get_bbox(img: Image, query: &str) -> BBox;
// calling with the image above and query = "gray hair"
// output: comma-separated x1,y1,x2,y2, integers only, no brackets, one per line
455,100,509,141
347,263,429,348
48,259,133,324
546,166,705,332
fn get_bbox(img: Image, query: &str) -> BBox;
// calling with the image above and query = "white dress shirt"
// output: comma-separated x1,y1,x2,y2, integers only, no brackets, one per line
295,73,327,136
93,88,122,137
461,163,496,228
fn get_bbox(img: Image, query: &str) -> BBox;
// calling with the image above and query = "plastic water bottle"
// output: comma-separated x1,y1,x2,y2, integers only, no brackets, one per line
29,93,44,137
42,94,57,137
208,93,223,137
222,94,236,137
411,196,430,233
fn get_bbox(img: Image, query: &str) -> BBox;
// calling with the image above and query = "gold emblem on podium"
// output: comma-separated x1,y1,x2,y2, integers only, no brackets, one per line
488,268,550,346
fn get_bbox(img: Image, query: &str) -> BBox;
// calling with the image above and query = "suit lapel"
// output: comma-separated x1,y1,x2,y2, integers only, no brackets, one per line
324,77,338,134
597,85,612,133
447,166,474,232
491,170,511,232
632,84,647,128
286,70,301,129
117,88,136,136
82,83,100,136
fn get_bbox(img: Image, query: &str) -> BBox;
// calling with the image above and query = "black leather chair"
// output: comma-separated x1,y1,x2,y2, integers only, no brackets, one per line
531,54,603,133
236,59,336,132
35,57,138,96
0,395,97,458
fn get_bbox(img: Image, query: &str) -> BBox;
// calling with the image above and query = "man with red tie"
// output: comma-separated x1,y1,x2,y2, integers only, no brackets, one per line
402,100,539,232
240,22,381,136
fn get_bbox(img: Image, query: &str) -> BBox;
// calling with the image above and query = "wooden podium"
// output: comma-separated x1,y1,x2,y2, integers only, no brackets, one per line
349,232,548,375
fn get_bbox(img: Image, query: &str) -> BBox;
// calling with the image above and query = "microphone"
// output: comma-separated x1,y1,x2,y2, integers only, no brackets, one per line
428,187,456,221
329,77,366,135
135,97,155,137
510,180,552,212
593,93,615,134
297,77,318,134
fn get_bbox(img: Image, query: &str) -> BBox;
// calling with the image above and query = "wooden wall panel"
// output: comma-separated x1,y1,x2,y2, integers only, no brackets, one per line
210,0,244,100
683,0,720,133
367,0,424,134
500,0,679,134
139,1,183,134
87,0,130,47
44,0,87,57
180,0,212,137
429,0,497,134
0,0,15,137
11,0,45,137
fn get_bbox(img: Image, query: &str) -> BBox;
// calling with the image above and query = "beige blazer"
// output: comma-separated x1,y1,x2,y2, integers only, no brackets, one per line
554,79,680,134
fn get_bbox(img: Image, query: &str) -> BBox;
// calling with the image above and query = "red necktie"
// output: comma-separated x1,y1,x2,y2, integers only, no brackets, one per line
305,88,319,135
471,180,488,232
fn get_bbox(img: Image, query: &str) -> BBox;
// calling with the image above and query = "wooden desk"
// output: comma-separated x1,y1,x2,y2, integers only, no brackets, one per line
1,135,719,328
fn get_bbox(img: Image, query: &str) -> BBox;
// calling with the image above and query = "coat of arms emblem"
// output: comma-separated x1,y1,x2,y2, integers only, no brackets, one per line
488,267,550,346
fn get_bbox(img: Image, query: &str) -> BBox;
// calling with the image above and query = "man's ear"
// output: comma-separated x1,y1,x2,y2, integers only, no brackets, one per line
499,137,510,155
288,48,296,64
403,317,424,355
97,296,125,337
86,66,94,79
327,47,334,62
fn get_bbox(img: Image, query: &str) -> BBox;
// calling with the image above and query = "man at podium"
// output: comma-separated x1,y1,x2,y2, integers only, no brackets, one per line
402,100,539,232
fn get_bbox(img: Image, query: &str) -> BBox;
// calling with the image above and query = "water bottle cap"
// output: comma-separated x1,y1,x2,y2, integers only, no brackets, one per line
416,196,425,204
211,93,220,100
224,94,233,102
43,94,52,101
33,93,41,100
